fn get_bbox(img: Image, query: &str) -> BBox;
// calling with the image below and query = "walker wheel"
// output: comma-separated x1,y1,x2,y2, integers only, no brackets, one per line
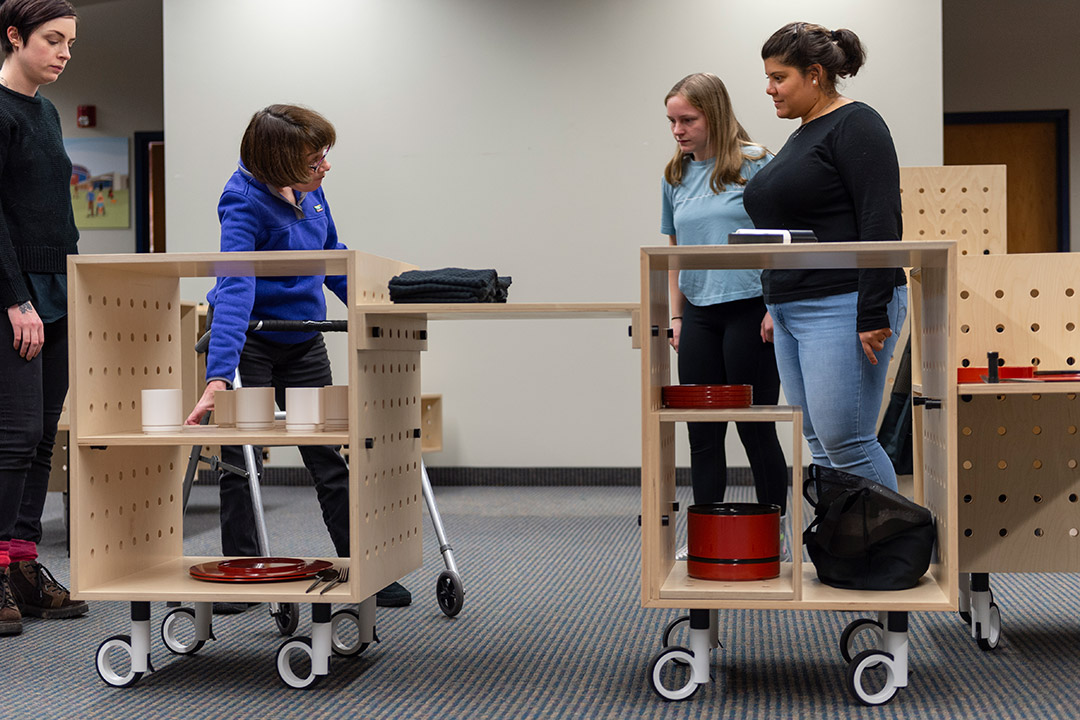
648,646,700,701
839,618,884,663
330,608,370,657
272,602,300,636
847,649,899,705
976,603,1002,651
276,636,322,689
436,570,465,617
95,634,144,688
161,607,206,655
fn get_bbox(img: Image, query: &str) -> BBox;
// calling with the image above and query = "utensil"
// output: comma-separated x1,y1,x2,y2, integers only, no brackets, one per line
320,566,349,594
305,568,339,593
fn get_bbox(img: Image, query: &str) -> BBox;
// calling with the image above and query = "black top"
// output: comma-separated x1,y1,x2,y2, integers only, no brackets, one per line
0,84,79,309
743,102,905,332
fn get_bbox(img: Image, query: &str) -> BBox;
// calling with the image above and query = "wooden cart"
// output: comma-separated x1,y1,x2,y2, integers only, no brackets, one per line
639,241,958,705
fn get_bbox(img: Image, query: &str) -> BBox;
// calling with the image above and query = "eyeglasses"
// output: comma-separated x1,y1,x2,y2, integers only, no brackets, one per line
309,147,330,173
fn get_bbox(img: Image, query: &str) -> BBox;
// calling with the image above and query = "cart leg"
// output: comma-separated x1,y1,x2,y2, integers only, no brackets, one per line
958,572,972,620
708,608,719,650
357,596,377,644
881,612,909,688
310,603,332,677
130,602,152,674
969,573,1001,650
686,609,713,685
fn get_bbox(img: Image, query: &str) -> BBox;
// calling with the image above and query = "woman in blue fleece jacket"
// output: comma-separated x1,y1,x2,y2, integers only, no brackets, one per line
185,105,410,609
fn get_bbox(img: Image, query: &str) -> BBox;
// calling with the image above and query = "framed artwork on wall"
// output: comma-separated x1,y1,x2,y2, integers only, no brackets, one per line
65,136,131,230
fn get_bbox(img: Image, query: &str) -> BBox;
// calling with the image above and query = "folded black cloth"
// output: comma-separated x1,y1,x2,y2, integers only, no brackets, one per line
389,268,511,303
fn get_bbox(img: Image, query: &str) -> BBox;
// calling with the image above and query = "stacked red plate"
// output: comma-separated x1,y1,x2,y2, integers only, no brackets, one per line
662,384,752,409
189,557,333,583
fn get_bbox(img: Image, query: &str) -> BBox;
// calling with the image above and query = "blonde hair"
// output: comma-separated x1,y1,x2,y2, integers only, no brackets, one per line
663,73,766,193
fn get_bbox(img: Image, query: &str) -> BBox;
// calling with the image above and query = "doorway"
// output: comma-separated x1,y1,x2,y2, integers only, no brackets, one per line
944,110,1069,252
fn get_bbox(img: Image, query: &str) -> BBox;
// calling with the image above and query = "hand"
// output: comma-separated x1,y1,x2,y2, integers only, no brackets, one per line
186,379,228,425
760,311,774,343
669,317,682,352
7,301,44,360
859,327,893,365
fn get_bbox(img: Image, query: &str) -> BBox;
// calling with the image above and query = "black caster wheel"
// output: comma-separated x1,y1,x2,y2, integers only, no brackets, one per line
272,602,300,636
840,618,883,663
330,608,370,657
161,607,206,655
95,634,144,688
436,570,465,617
276,636,323,689
648,645,701,701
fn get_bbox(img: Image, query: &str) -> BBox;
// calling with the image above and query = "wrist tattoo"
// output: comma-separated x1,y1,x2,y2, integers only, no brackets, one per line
18,301,33,314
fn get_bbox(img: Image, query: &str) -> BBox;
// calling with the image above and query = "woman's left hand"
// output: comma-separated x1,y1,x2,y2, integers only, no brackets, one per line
760,311,774,343
859,327,893,365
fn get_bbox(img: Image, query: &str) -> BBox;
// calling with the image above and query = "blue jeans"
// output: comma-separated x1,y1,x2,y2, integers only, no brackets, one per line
768,287,908,491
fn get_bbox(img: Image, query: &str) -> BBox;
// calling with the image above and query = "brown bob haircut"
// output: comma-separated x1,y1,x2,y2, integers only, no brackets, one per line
240,104,336,188
0,0,77,55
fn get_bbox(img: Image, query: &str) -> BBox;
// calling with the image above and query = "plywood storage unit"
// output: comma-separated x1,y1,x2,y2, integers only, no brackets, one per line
67,250,422,605
954,252,1080,573
640,241,958,611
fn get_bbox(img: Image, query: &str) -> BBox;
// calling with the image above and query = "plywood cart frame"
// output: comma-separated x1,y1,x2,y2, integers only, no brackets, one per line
640,241,958,705
68,249,422,688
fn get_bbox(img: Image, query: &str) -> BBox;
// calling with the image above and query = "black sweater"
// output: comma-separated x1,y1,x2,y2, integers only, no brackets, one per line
0,84,79,309
742,102,905,332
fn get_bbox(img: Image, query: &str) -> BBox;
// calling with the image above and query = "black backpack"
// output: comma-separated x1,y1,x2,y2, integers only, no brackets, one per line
803,464,936,591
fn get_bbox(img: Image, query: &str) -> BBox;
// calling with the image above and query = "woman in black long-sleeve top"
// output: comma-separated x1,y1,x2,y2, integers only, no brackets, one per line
743,22,908,491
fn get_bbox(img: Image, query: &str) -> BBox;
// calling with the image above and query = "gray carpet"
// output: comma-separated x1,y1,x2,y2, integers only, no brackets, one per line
6,484,1080,719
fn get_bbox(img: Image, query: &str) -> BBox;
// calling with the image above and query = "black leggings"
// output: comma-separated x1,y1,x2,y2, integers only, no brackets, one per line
678,297,787,513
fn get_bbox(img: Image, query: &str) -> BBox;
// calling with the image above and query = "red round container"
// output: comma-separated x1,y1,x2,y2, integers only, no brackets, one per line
686,503,781,581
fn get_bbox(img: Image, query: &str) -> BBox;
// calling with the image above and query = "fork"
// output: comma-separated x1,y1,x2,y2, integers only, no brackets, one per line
320,566,349,594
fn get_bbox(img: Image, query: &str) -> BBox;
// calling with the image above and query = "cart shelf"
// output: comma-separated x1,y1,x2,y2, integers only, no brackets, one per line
75,556,352,604
75,425,350,447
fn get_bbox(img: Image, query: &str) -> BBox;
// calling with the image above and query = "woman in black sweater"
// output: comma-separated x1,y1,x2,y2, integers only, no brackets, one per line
0,0,84,637
743,22,907,491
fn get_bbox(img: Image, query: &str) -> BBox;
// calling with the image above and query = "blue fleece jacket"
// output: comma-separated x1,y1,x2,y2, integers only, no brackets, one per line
205,164,348,383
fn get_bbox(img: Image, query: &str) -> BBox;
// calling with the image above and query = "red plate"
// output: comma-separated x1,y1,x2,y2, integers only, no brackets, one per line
189,559,333,583
217,557,309,576
662,384,752,408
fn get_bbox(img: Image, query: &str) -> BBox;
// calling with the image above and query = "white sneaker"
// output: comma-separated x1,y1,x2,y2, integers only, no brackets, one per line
675,544,688,561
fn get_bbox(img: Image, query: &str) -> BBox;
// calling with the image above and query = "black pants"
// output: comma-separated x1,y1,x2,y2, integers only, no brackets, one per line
219,333,349,557
0,315,68,543
678,297,787,513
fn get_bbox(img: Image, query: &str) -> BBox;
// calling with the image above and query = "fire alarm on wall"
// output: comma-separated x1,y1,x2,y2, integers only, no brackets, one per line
76,105,96,128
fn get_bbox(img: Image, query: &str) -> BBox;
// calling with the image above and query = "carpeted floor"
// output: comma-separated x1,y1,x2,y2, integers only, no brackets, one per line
5,484,1080,719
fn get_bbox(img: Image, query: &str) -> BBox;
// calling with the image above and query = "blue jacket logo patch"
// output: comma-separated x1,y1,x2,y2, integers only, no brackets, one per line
314,203,324,212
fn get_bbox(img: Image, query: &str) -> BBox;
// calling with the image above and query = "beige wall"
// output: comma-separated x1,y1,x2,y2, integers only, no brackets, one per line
943,0,1076,251
158,0,942,468
44,0,164,255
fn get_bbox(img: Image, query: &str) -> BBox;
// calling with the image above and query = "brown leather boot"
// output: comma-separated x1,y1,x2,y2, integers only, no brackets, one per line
8,561,88,619
0,568,22,635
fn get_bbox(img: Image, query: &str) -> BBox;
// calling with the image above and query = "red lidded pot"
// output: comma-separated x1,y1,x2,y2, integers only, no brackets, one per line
686,502,781,581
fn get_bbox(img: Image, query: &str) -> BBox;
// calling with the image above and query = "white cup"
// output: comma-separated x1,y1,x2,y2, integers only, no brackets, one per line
235,387,275,430
141,388,183,433
286,387,322,432
214,389,236,428
323,385,349,431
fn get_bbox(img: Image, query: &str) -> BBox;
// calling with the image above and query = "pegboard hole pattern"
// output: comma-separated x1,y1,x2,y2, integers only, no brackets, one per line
85,461,177,563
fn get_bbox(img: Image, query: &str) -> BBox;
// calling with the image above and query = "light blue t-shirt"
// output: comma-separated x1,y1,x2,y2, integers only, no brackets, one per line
660,151,771,306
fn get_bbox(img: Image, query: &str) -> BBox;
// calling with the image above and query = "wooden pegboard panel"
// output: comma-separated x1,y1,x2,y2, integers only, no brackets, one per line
71,445,185,593
70,266,182,435
957,253,1080,370
349,334,424,601
958,393,1080,571
900,165,1007,256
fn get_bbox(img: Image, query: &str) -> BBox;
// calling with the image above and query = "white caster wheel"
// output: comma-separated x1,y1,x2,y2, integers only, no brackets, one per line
648,646,700,701
847,650,899,705
436,570,465,617
95,634,144,688
161,607,205,655
976,603,1001,651
276,636,322,689
330,609,370,657
840,618,883,663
